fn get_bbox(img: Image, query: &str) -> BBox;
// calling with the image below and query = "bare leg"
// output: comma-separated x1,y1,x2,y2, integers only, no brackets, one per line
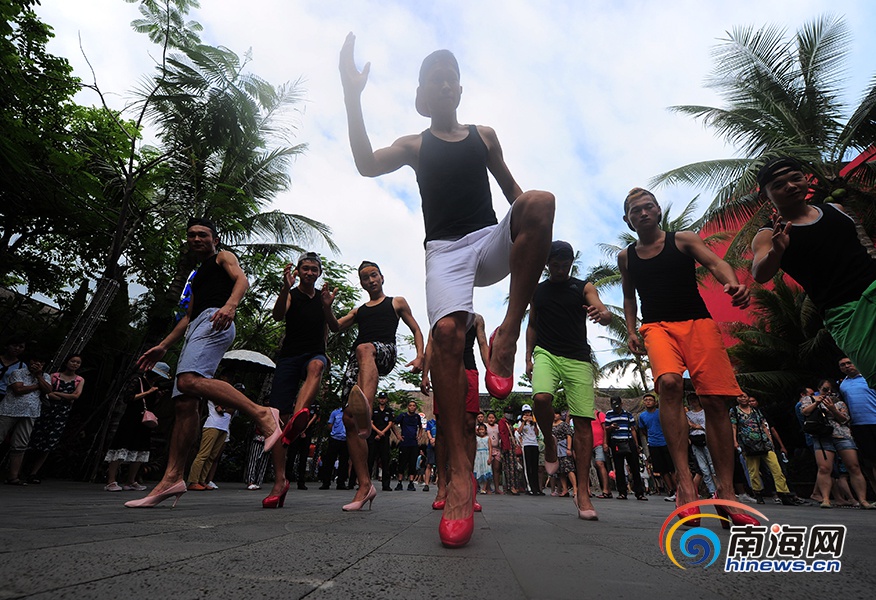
431,313,471,520
28,451,49,478
125,462,143,486
595,459,610,494
178,374,277,437
146,395,200,496
107,460,121,485
840,449,870,505
701,394,745,511
533,393,557,464
8,452,24,481
268,413,291,496
293,360,325,413
571,416,595,512
488,191,555,379
569,471,578,498
435,417,447,502
655,374,696,504
343,411,371,501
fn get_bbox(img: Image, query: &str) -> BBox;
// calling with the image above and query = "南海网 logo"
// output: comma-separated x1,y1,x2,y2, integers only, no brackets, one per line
658,499,766,569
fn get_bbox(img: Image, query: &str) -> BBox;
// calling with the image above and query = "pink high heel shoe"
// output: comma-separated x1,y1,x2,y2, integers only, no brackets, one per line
124,481,187,508
281,408,310,446
342,485,377,511
262,481,290,509
572,492,598,520
262,408,282,453
485,329,513,400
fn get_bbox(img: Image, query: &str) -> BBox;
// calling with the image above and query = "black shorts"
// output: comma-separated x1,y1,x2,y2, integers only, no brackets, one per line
649,445,675,474
851,424,876,462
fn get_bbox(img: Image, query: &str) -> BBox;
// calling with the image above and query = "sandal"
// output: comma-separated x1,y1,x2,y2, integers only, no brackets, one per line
4,478,26,486
594,492,612,499
616,493,628,500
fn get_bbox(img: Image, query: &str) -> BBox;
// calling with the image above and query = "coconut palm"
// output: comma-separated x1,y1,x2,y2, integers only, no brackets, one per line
651,14,876,259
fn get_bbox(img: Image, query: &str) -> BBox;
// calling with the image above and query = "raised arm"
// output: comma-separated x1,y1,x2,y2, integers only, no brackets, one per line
334,306,358,333
618,248,645,355
479,125,523,204
751,223,791,283
339,33,419,177
676,231,749,308
394,296,424,373
272,264,296,322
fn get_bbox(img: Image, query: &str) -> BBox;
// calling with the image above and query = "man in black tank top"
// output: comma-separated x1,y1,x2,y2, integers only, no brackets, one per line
328,261,424,509
525,241,612,517
262,252,339,506
752,156,876,388
129,218,282,508
618,189,751,523
340,34,554,547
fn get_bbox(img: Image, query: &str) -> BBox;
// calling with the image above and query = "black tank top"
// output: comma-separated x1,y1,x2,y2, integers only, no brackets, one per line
463,325,477,370
532,277,592,362
353,297,399,346
416,125,498,242
626,232,711,323
768,204,876,312
279,288,326,357
190,253,236,319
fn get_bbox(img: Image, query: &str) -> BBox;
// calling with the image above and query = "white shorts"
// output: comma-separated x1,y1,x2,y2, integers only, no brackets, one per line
424,209,513,327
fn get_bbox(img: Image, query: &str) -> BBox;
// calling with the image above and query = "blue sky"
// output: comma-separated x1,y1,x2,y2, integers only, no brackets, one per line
35,0,876,389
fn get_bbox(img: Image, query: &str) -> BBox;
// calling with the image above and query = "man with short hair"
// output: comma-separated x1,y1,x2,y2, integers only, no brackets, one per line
619,187,752,522
265,252,337,505
604,396,646,500
838,357,876,488
752,157,876,389
0,353,51,485
637,393,676,501
395,400,422,491
368,391,395,491
320,406,349,490
130,218,282,508
526,239,611,519
332,261,424,508
341,35,554,547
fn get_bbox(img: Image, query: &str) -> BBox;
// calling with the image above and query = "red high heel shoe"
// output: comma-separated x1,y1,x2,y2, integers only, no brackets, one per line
485,329,513,399
342,485,376,511
439,475,476,548
262,481,290,509
281,408,310,446
676,498,700,527
124,481,187,508
715,502,761,529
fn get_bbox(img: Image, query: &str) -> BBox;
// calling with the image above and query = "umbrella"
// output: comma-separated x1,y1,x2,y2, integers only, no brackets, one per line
221,349,276,373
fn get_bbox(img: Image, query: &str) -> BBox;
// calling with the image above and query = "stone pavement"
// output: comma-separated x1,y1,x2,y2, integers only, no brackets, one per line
0,481,873,599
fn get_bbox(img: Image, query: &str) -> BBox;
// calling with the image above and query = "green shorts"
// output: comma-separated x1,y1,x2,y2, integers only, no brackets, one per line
824,280,876,389
531,346,594,418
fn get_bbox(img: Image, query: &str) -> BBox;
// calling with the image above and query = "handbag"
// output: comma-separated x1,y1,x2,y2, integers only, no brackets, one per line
733,406,770,456
138,378,158,428
803,405,834,438
689,433,708,447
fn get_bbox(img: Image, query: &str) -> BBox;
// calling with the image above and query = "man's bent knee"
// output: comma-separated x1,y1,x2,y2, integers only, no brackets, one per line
355,343,376,362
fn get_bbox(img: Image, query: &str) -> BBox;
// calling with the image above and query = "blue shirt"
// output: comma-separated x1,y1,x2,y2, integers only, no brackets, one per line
394,411,421,447
604,409,635,441
426,419,437,448
328,407,347,441
840,374,876,426
637,409,667,447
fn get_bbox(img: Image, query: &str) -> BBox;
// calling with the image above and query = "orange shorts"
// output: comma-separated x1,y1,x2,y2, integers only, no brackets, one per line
433,369,481,415
639,318,741,397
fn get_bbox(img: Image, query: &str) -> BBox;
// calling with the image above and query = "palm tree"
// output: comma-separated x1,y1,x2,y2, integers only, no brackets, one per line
651,15,876,259
728,276,842,404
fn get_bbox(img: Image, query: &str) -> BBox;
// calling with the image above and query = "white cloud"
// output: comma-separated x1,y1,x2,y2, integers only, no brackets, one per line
36,0,876,389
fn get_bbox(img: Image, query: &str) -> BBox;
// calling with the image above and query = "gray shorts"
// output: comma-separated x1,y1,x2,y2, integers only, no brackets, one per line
592,444,606,463
172,308,236,398
0,416,34,452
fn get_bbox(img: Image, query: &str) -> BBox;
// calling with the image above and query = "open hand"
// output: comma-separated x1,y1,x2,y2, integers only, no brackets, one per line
137,345,167,372
339,32,370,96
